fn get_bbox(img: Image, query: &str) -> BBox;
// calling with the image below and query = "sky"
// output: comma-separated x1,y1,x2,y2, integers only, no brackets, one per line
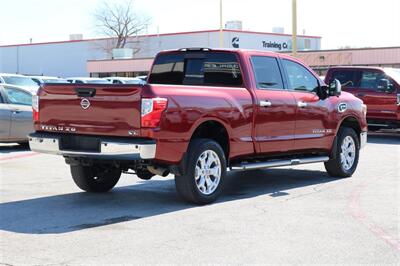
0,0,399,49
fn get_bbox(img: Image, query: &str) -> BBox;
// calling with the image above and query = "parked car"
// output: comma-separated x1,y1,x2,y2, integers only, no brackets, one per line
0,84,33,143
29,48,367,204
66,78,111,84
325,66,400,130
105,77,145,84
30,76,68,86
0,73,39,94
136,75,147,82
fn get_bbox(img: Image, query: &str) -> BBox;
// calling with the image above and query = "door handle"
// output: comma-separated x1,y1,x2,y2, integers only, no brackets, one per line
12,109,21,114
259,100,272,107
297,102,308,108
357,93,366,97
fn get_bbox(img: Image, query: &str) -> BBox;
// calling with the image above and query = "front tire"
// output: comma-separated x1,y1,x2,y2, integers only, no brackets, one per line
175,139,227,205
325,127,360,178
70,164,121,193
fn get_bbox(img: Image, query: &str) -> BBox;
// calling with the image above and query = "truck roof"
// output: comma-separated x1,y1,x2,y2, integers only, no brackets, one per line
158,47,281,57
327,66,385,71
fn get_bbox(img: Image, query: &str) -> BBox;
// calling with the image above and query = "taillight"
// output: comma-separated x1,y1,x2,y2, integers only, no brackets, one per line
32,95,39,122
141,98,168,128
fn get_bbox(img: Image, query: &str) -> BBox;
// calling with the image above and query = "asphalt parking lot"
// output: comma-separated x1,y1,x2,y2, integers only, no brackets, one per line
0,134,399,265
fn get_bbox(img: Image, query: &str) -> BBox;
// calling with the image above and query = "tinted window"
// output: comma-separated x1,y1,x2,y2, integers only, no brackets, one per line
330,70,362,88
359,70,387,90
251,56,284,89
283,59,318,92
203,53,242,86
4,87,32,105
149,52,242,87
149,53,184,85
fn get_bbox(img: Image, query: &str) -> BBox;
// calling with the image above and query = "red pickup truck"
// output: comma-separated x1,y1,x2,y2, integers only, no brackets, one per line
325,66,400,130
29,48,367,204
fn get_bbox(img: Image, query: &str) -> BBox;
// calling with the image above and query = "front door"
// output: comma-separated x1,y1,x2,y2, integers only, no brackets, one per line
356,69,398,122
3,86,33,140
250,56,297,154
281,59,331,151
0,91,11,140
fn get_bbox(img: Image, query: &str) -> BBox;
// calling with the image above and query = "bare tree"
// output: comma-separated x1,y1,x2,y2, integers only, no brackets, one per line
94,1,150,49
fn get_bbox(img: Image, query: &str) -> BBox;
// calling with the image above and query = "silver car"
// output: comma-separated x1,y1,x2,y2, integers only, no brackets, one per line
0,73,39,94
0,84,33,143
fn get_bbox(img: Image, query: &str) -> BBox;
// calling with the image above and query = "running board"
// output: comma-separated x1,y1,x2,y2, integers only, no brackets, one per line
230,156,330,171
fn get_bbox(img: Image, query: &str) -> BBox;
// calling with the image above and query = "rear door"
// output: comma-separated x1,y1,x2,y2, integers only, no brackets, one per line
0,89,11,140
250,56,296,154
282,59,331,151
3,86,33,140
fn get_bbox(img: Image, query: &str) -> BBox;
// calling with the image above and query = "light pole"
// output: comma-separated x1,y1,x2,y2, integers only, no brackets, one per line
219,0,223,47
292,0,297,56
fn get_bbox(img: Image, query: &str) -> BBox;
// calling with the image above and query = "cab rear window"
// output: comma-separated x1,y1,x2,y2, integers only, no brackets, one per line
149,52,243,87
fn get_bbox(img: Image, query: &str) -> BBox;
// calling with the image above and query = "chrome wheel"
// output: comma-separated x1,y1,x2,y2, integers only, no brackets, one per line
194,150,221,195
340,136,356,171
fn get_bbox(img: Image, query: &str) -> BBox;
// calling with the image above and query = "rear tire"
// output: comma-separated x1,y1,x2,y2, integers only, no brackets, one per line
70,164,121,192
175,139,227,205
325,127,360,178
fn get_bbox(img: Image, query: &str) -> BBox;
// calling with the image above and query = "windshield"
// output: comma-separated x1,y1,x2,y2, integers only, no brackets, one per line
384,68,400,84
3,76,38,87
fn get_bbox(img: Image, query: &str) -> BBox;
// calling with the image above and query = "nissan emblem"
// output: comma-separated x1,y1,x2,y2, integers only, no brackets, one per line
80,98,91,110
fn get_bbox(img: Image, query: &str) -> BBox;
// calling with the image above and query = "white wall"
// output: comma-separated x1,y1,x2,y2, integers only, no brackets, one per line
0,30,321,77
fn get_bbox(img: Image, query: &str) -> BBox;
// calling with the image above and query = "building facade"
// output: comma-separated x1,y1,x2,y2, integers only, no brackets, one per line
293,47,400,75
0,29,321,77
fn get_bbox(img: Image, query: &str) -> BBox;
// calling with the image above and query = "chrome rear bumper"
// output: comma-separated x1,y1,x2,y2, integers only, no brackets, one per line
29,133,156,160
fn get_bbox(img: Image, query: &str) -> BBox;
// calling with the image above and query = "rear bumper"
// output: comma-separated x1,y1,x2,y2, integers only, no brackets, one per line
29,132,156,160
360,131,367,149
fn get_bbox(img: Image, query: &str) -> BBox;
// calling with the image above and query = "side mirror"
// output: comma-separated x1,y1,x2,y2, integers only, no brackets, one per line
377,79,394,93
329,79,341,97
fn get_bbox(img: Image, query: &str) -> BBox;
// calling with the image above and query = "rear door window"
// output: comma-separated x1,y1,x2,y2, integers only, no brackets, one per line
251,56,284,90
149,52,243,87
329,70,362,88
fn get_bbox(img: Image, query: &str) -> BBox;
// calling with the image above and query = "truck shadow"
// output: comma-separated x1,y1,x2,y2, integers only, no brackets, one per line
0,143,30,154
367,133,400,145
0,168,336,234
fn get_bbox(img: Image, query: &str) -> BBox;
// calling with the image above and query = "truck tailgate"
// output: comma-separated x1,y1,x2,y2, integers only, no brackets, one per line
37,84,142,137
